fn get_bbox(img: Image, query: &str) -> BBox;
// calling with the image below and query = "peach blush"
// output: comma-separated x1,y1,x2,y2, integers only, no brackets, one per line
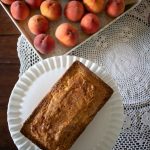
40,0,62,21
64,1,84,22
55,23,79,47
10,1,30,20
34,34,55,54
80,13,100,35
28,15,49,35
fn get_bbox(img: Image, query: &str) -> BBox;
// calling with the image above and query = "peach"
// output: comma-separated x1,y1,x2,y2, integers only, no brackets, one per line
80,13,100,35
1,0,15,5
10,1,30,21
40,0,62,21
34,34,55,54
83,0,105,14
28,15,49,35
55,23,79,47
106,0,125,17
64,1,85,22
25,0,43,9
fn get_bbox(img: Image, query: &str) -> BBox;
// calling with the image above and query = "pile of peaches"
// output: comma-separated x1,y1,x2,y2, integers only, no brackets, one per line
1,0,125,55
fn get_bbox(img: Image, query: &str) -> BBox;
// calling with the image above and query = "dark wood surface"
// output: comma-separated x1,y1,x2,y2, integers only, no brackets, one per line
0,5,19,150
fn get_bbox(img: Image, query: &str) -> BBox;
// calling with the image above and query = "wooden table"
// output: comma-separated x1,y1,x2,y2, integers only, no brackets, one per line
0,5,19,150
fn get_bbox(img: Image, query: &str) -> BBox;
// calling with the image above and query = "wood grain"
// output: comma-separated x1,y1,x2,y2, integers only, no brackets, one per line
0,5,19,150
0,5,19,35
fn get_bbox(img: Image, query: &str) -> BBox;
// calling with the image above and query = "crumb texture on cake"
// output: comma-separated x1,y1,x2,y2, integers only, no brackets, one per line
21,61,113,150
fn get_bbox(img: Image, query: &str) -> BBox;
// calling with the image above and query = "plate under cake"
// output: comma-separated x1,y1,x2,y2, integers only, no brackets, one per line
21,61,113,150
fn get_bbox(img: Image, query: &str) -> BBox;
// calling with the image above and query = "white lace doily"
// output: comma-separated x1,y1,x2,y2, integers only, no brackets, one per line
113,102,150,149
17,0,150,149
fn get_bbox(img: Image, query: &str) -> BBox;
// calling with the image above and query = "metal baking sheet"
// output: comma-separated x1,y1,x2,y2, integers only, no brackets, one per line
0,0,141,59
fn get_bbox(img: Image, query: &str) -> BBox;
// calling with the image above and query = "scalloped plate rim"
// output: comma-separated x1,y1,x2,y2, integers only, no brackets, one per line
7,55,124,150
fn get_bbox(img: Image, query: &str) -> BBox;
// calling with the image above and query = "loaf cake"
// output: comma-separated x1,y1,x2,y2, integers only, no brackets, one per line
21,61,113,150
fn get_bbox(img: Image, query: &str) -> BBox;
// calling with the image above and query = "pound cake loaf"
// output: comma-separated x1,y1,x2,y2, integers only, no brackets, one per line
21,61,113,150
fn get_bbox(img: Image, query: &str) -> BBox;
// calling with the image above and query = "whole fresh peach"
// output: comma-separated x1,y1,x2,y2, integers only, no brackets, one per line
83,0,105,13
28,15,49,35
80,13,100,35
25,0,43,9
10,1,30,20
34,34,55,54
1,0,15,5
106,0,125,17
40,0,62,21
64,1,85,22
55,23,79,47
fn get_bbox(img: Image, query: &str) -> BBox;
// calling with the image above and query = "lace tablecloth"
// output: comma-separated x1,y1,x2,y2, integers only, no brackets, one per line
17,0,150,149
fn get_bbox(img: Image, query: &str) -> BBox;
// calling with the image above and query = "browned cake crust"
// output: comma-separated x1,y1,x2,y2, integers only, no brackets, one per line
21,61,113,150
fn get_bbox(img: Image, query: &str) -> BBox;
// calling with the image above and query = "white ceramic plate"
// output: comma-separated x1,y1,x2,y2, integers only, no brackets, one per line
8,55,123,150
